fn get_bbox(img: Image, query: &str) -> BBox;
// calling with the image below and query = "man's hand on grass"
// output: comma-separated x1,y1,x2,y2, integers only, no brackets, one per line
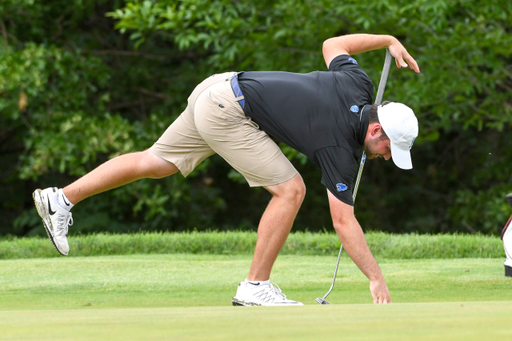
370,279,392,304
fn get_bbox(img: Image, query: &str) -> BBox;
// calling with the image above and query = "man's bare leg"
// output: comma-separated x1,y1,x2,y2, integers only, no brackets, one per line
246,173,306,281
64,150,179,204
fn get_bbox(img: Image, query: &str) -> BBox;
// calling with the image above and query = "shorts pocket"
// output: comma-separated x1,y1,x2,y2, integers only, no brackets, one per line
208,91,224,108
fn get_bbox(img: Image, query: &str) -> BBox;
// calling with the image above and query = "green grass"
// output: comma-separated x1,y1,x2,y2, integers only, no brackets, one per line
0,254,511,340
1,302,511,341
0,231,504,259
1,234,510,340
1,254,510,311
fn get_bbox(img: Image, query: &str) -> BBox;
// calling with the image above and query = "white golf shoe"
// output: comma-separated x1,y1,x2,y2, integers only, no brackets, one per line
33,187,73,256
232,280,303,306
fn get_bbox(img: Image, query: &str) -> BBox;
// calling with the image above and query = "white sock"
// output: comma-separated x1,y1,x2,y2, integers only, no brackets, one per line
247,279,270,285
57,189,74,211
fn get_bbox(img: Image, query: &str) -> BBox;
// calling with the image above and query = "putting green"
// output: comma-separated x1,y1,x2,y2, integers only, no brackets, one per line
1,255,511,340
1,302,511,340
1,255,510,309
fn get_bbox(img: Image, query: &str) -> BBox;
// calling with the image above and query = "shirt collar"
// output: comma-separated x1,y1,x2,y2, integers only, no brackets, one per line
358,105,371,145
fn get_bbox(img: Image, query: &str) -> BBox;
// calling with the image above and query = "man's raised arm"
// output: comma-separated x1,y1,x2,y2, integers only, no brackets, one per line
322,33,420,73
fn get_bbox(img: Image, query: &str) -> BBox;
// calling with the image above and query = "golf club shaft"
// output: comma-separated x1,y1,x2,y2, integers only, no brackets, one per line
352,49,391,201
320,49,392,303
375,49,392,105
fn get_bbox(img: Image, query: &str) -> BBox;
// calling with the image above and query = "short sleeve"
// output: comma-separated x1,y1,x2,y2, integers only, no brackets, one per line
315,147,359,206
328,54,362,72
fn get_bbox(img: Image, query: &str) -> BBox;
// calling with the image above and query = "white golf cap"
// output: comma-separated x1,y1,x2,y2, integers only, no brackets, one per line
377,102,418,170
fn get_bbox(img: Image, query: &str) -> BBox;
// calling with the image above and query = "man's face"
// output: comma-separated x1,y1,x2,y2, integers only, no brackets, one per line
364,131,391,161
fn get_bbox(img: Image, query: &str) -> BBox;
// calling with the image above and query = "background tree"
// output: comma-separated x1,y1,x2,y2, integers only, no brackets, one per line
1,0,511,237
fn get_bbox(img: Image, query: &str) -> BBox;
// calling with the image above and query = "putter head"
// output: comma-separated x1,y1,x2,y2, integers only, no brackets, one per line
315,297,331,305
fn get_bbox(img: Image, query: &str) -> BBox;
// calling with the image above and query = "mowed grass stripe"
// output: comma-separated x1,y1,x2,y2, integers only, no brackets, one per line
1,255,510,311
1,302,511,341
0,231,504,259
1,254,511,340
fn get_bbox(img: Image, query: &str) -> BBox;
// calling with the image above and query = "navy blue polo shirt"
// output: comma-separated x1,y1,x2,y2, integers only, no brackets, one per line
238,55,374,205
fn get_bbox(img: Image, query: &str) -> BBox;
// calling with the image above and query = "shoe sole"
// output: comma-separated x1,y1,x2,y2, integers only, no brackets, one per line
232,297,303,306
232,298,260,306
32,189,67,256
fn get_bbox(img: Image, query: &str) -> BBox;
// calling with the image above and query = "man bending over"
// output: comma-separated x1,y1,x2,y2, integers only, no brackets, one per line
33,33,420,306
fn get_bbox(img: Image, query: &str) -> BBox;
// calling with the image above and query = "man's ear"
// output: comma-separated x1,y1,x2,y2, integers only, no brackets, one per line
370,123,383,137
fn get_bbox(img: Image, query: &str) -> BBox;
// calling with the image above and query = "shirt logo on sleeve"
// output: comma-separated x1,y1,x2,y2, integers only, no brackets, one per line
348,57,358,64
336,183,348,192
350,105,360,114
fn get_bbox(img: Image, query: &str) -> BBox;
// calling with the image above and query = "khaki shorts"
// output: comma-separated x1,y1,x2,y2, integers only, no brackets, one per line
149,72,298,187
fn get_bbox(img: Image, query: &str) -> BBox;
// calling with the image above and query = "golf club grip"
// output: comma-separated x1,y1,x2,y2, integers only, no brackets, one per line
374,49,392,106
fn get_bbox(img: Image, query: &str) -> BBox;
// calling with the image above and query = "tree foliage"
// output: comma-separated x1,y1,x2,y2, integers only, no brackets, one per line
1,0,511,237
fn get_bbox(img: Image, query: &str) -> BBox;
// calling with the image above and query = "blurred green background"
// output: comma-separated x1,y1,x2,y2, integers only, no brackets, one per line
1,0,511,237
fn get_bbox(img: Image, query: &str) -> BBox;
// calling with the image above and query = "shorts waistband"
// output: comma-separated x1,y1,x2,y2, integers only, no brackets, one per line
230,72,245,110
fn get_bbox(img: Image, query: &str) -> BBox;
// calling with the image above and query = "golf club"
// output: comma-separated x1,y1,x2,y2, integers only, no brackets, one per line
316,49,393,305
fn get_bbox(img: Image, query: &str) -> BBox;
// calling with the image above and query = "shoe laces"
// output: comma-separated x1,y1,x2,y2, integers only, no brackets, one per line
56,212,73,237
254,282,287,304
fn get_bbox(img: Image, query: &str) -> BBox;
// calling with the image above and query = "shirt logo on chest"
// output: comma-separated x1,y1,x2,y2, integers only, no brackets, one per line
350,105,360,115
